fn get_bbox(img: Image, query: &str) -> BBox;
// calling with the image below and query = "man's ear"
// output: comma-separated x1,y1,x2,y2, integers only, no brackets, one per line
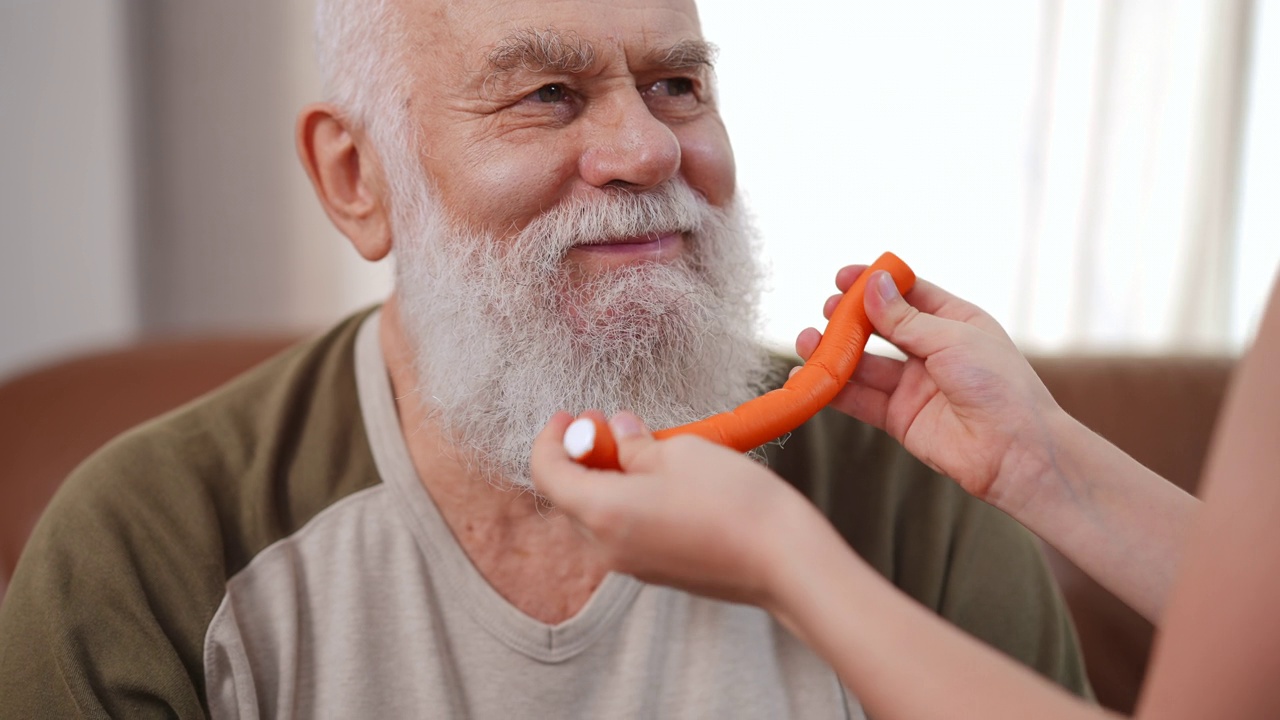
296,103,393,261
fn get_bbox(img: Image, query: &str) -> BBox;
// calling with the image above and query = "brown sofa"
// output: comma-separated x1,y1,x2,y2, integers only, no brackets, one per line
0,341,1236,713
0,336,298,600
1028,355,1234,712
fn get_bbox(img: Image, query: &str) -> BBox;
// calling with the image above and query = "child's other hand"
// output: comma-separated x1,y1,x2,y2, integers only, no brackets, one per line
531,411,825,610
796,267,1065,513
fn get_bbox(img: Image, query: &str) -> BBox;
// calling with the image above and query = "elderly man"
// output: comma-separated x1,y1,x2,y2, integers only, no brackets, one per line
0,0,1090,717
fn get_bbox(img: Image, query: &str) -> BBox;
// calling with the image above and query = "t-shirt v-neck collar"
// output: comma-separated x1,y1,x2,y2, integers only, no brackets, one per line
353,311,643,663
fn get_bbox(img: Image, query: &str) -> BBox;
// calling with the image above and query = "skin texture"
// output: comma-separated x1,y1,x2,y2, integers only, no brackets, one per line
531,269,1280,719
296,0,737,624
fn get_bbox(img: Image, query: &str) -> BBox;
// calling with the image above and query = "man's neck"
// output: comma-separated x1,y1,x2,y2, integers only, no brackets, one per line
378,296,610,625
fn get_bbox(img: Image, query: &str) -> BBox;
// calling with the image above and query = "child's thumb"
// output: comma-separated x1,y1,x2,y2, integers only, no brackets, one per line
864,270,953,360
610,412,657,471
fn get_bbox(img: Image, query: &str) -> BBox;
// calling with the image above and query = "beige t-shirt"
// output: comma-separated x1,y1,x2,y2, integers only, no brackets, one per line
205,313,863,718
0,308,1090,718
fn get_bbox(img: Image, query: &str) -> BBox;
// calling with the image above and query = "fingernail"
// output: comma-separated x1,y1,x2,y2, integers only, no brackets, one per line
788,366,802,378
876,271,898,302
609,413,643,439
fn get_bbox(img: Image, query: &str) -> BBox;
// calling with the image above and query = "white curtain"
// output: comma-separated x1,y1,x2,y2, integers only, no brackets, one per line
701,0,1267,355
1233,0,1280,345
1016,0,1255,352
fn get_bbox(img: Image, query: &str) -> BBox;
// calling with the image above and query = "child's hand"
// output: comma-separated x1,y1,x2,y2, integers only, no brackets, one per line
796,267,1066,513
530,411,827,610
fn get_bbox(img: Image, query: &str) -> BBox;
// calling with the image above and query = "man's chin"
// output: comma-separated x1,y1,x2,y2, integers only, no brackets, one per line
560,292,700,348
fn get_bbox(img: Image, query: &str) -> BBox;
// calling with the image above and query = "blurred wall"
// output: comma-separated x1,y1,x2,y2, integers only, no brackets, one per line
0,1,139,378
134,0,388,336
0,0,391,381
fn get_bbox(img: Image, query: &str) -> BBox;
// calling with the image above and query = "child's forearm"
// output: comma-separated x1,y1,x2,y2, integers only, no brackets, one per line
767,516,1119,720
994,410,1199,622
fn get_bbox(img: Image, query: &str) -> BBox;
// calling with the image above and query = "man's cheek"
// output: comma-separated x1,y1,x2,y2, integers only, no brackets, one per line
442,149,579,236
676,126,736,207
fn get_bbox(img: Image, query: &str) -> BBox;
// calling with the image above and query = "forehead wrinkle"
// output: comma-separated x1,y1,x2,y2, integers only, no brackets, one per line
485,27,597,77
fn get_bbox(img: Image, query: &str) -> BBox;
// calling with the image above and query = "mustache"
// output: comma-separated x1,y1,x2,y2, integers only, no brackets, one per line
509,180,712,264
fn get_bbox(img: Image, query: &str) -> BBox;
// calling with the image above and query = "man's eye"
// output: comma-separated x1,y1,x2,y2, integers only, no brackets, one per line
531,84,569,103
647,78,696,97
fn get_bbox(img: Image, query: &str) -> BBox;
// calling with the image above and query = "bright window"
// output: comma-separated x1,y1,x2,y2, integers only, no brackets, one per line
699,0,1277,353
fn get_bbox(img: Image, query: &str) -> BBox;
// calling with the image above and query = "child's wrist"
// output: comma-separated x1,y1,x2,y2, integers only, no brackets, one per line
992,408,1090,526
759,493,850,623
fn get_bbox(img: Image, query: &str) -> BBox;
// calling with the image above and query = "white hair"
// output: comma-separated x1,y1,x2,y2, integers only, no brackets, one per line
313,0,419,189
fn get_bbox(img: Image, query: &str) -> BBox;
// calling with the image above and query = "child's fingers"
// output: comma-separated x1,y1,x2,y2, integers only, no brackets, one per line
903,278,1010,340
610,412,661,473
531,413,617,513
837,270,1008,342
865,271,978,360
792,319,898,427
822,294,842,320
895,277,956,316
834,265,870,293
794,327,822,362
798,324,902,377
827,382,891,430
793,330,904,396
851,353,906,395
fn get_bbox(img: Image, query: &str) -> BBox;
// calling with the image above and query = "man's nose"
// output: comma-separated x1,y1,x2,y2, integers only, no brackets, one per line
578,91,681,191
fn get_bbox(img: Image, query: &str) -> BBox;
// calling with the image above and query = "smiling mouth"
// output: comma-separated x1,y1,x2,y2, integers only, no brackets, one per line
573,231,684,255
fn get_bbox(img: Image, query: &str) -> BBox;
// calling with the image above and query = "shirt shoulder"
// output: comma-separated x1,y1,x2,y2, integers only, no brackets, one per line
60,306,380,568
0,308,382,718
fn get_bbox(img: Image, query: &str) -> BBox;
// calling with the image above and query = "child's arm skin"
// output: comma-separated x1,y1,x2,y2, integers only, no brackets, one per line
531,270,1280,720
796,267,1197,622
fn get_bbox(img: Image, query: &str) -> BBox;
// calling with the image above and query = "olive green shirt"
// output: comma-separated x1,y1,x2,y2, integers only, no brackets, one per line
0,309,1089,718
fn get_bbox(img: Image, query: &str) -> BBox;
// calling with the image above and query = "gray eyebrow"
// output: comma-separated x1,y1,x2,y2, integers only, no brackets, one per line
484,29,718,79
485,28,597,75
646,39,719,70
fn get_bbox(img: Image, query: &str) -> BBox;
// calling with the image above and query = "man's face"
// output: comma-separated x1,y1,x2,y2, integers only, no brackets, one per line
399,0,736,274
380,0,767,488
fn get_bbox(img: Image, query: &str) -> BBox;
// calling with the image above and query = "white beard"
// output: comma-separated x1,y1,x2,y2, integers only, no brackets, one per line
392,175,773,489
